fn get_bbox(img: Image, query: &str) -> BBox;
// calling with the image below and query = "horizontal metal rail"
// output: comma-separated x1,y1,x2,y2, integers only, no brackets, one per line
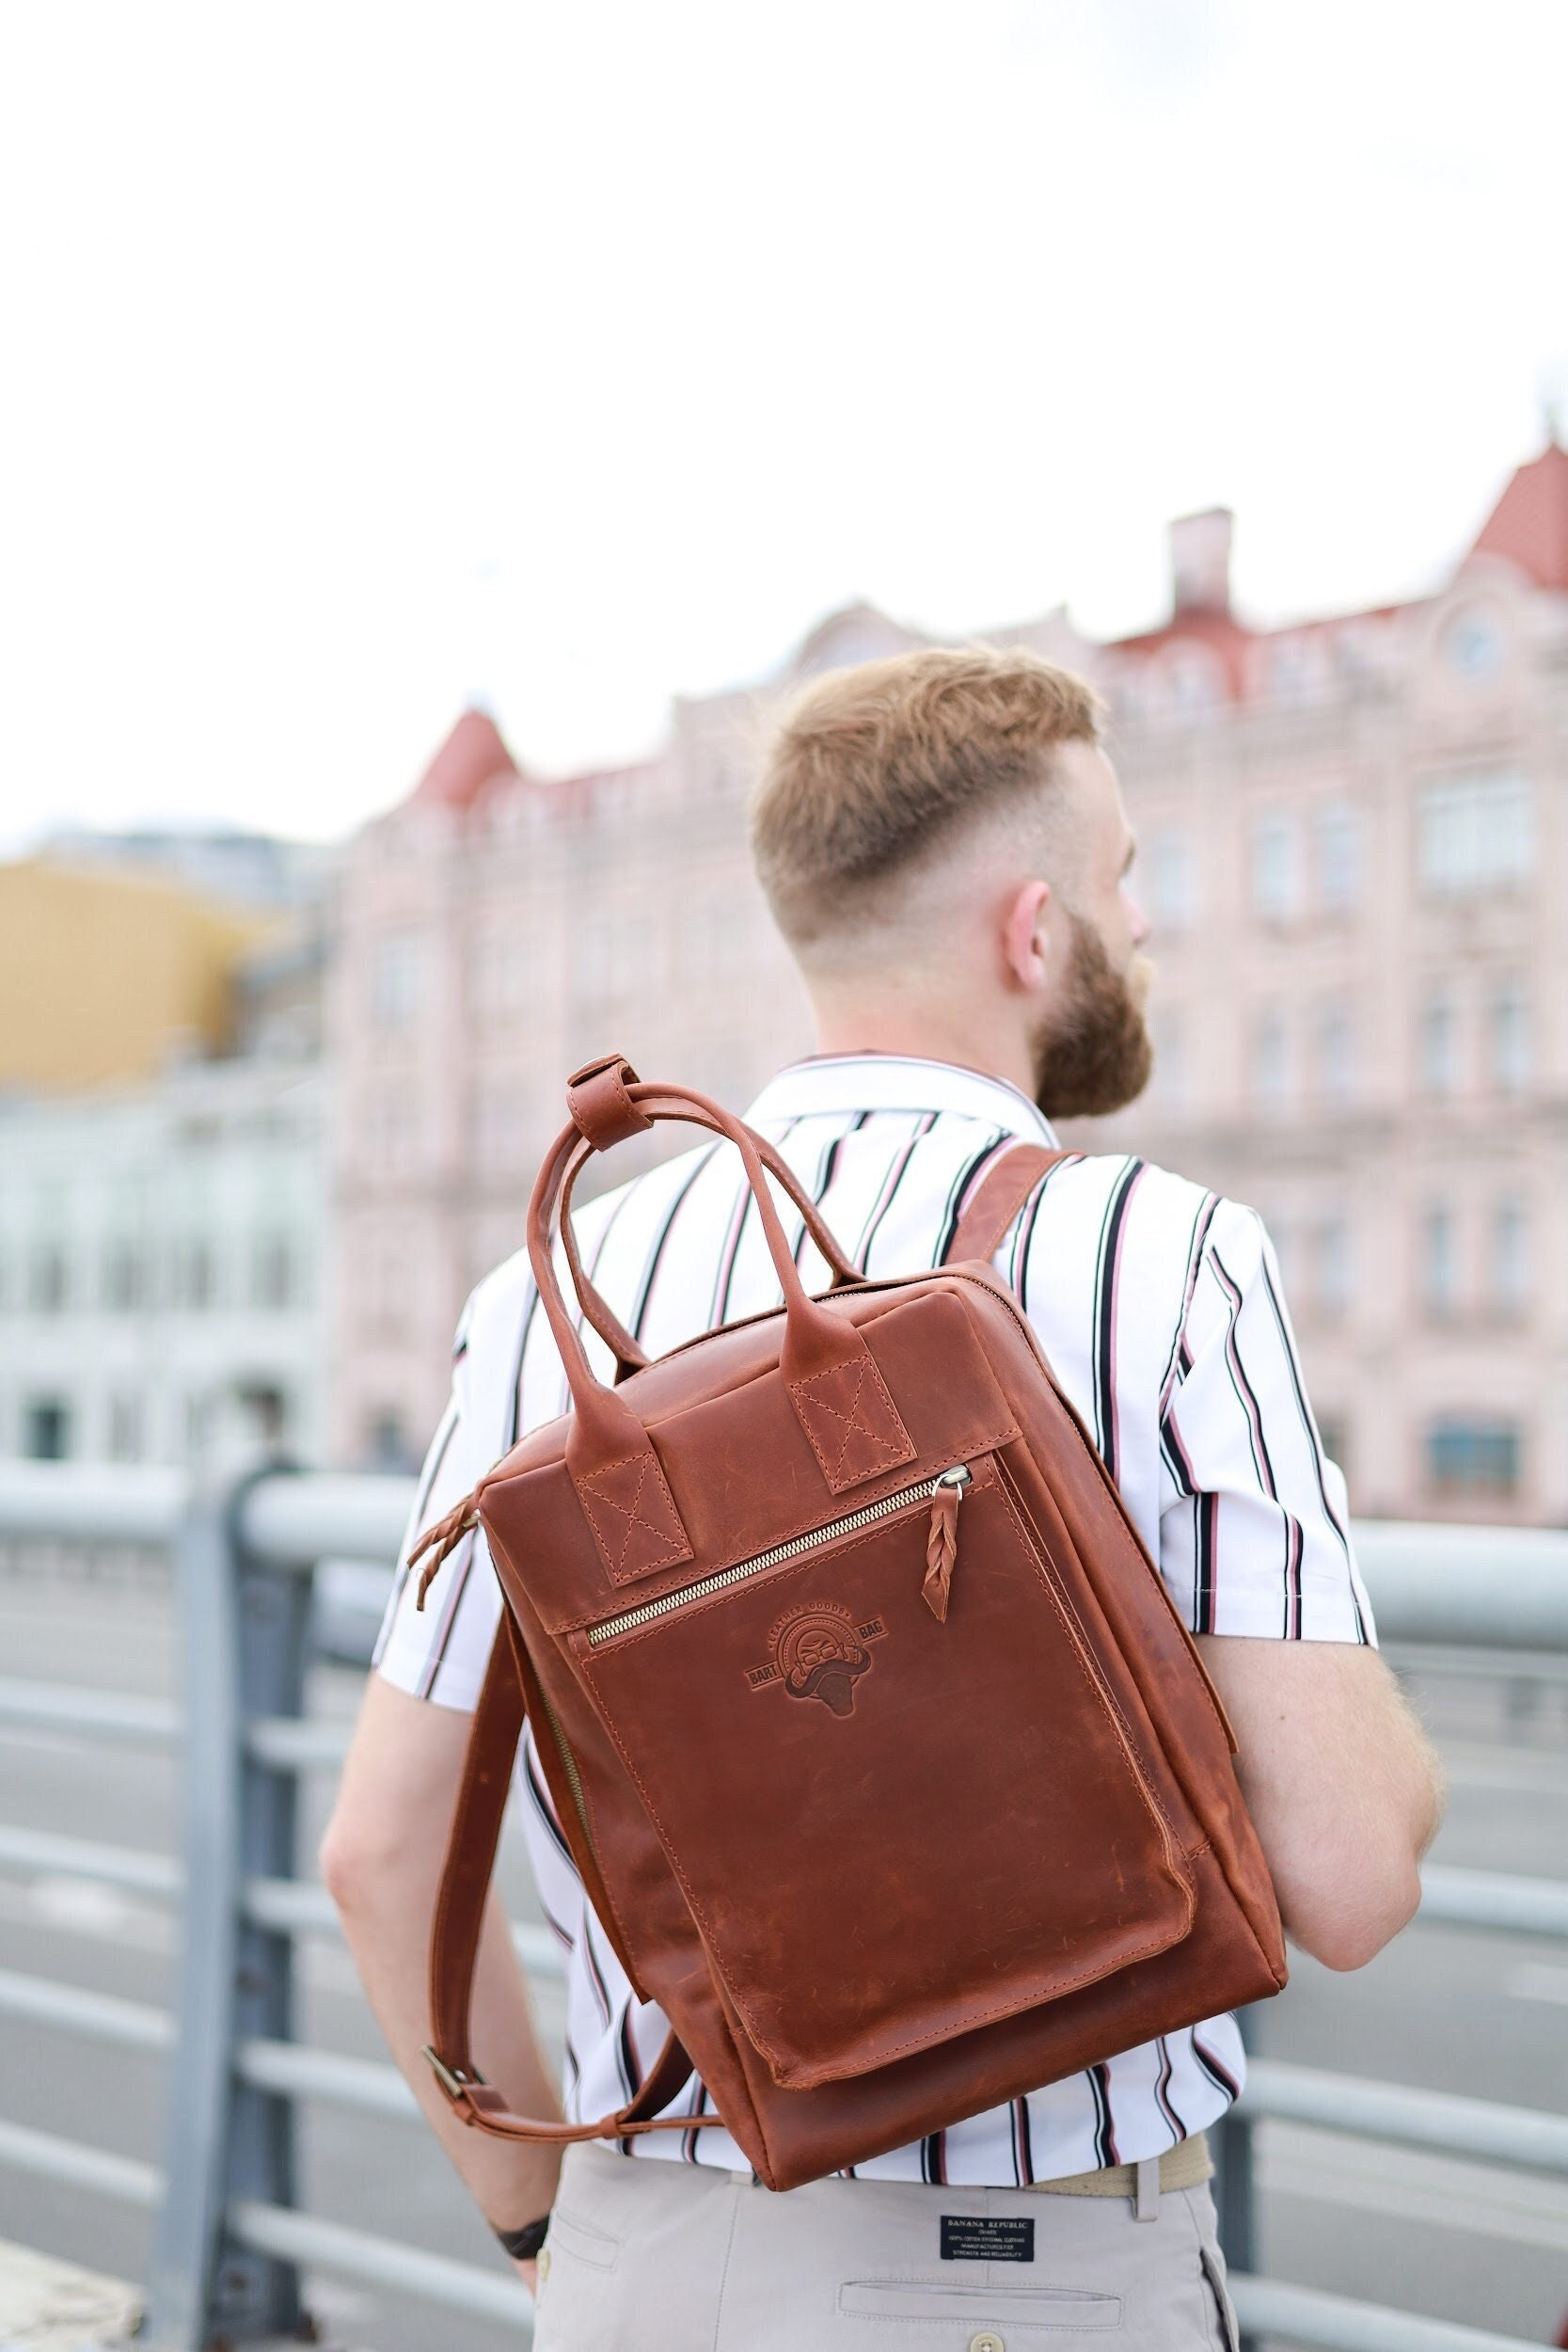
1239,2059,1568,2176
0,1675,182,1747
1227,2273,1549,2352
0,2119,532,2333
7,1464,1568,1649
7,1820,1548,1960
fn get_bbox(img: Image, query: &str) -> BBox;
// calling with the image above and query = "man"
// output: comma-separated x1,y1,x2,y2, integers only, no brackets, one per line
323,646,1443,2348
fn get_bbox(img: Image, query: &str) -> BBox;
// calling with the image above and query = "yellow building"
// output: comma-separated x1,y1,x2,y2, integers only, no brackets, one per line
0,860,273,1090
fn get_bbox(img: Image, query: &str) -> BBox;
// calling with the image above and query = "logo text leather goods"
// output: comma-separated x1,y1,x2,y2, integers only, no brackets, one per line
745,1602,887,1717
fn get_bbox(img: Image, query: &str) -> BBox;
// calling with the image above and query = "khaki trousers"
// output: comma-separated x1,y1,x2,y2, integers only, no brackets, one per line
533,2141,1238,2351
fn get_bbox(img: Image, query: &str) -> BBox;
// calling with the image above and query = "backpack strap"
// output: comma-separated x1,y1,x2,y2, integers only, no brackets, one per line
945,1142,1071,1267
422,1622,693,2142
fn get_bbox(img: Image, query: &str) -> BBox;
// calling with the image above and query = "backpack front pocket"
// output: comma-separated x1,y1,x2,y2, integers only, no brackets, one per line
576,1453,1195,2090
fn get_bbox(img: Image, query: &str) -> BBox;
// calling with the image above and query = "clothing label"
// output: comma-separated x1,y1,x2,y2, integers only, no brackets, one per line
939,2216,1036,2263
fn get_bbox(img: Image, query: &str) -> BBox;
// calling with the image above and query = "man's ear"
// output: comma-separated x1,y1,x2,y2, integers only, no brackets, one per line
1001,880,1052,994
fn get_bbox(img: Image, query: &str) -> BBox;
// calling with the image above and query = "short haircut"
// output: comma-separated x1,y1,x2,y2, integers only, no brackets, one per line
751,644,1101,949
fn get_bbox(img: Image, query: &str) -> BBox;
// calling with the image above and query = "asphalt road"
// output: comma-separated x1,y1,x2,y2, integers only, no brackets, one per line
2,1549,1566,2350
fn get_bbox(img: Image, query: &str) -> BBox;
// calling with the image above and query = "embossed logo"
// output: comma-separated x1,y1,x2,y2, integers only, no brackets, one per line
745,1602,887,1717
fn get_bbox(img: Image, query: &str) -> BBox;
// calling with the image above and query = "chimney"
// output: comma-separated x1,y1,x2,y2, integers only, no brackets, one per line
1169,507,1234,615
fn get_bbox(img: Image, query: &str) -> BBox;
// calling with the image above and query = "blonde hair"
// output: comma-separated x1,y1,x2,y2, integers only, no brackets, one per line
751,644,1101,948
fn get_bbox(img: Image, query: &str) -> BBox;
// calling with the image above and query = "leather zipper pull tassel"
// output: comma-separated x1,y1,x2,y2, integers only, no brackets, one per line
922,1469,970,1622
410,1496,482,1609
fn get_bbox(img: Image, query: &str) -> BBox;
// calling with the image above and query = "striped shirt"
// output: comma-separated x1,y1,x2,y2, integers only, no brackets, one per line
376,1052,1373,2184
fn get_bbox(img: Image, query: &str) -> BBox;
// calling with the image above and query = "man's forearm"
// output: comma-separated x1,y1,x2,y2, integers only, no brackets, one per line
346,1881,564,2227
323,1677,563,2233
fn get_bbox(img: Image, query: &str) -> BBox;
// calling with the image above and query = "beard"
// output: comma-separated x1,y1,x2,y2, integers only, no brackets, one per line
1030,914,1154,1120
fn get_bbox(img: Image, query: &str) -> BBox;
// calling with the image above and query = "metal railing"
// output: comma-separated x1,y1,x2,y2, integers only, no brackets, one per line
0,1459,1565,2350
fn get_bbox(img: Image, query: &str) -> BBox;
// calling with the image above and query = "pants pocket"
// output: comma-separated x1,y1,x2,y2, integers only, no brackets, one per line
532,2208,625,2352
839,2278,1122,2328
1200,2249,1238,2352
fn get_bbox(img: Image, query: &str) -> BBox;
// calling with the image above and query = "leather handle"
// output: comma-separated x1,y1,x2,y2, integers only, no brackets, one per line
528,1064,915,1569
551,1094,862,1383
945,1142,1071,1265
424,1619,694,2146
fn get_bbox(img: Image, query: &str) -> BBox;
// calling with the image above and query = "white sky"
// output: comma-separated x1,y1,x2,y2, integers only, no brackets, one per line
1,0,1564,853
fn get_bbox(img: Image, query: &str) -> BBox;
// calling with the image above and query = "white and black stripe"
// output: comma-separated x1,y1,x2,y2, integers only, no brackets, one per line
377,1051,1370,2184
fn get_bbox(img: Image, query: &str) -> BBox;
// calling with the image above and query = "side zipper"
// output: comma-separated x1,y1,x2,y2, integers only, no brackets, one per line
587,1464,973,1647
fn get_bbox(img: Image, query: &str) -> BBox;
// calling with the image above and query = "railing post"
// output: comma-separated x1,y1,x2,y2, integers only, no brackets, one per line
1213,2004,1258,2352
146,1468,309,2348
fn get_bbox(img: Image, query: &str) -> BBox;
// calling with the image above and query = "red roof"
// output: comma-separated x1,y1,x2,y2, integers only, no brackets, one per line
1470,440,1568,591
411,709,520,810
1108,606,1257,699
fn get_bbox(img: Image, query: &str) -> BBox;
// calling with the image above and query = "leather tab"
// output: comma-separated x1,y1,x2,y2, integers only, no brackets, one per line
566,1054,653,1151
575,1440,694,1585
787,1347,916,1496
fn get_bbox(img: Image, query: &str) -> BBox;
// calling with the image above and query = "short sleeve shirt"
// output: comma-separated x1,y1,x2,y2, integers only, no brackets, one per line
377,1053,1373,2184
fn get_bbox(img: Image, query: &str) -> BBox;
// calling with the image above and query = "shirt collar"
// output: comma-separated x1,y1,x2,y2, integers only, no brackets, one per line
744,1052,1058,1146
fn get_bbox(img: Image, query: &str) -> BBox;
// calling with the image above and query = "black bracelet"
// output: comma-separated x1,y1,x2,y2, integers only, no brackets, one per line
494,2215,550,2261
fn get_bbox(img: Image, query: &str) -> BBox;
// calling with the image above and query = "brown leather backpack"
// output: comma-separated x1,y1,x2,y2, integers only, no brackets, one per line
412,1057,1286,2191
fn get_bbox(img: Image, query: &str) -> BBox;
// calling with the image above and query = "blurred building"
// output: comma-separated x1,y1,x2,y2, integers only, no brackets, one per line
0,836,334,1468
330,441,1567,1522
0,1057,326,1469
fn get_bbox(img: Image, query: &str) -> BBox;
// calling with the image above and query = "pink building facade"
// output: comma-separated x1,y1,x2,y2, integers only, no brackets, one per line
329,444,1568,1524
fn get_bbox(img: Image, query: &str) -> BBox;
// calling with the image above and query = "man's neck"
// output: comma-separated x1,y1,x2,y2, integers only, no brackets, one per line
809,1000,1037,1102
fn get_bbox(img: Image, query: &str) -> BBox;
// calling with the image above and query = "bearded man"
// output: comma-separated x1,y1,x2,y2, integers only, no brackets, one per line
324,645,1441,2349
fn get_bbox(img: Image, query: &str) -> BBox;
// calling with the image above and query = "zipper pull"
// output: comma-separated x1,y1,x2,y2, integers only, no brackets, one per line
923,1466,972,1623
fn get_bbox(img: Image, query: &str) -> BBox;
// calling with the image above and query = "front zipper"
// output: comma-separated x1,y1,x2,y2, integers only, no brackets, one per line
587,1463,973,1646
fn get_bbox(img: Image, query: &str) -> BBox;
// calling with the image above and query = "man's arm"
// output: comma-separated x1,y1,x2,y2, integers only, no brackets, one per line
1196,1635,1445,1970
320,1677,563,2276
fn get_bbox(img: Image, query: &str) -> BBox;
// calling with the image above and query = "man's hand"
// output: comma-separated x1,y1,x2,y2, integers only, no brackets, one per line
1198,1635,1445,1969
321,1676,565,2232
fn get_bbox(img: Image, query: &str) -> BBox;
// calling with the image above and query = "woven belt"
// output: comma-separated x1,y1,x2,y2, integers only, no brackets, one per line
1029,2131,1212,2200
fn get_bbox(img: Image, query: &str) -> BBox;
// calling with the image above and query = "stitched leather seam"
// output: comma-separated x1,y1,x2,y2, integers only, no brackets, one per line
579,1472,1193,2078
994,1456,1189,1867
990,1472,1195,1919
576,1450,690,1577
787,1353,914,1488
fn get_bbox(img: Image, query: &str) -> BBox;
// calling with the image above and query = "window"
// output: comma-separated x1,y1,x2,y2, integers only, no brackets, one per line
1144,829,1196,931
1252,1010,1289,1114
107,1392,143,1462
471,1080,531,1168
24,1397,71,1459
366,1408,414,1472
1252,816,1300,923
253,1234,294,1310
1490,983,1530,1094
1313,1216,1353,1321
1315,803,1363,914
1420,1202,1457,1320
571,910,657,1000
1417,771,1533,897
1419,993,1457,1095
467,919,534,1018
103,1242,145,1311
27,1245,68,1312
1444,607,1505,683
1316,1005,1355,1107
371,930,426,1027
182,1240,214,1311
1426,1418,1520,1499
1491,1198,1528,1318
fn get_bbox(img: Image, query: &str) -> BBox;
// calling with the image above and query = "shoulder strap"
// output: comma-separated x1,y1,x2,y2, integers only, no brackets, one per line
422,1620,693,2142
945,1142,1070,1267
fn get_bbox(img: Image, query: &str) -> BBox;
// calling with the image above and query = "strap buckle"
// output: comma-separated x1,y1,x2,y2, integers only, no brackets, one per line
422,2044,487,2103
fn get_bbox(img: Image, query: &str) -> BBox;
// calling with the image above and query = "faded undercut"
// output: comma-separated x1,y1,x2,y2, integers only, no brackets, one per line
750,645,1101,952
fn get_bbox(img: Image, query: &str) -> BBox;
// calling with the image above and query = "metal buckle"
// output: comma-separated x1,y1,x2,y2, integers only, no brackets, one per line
421,2044,486,2101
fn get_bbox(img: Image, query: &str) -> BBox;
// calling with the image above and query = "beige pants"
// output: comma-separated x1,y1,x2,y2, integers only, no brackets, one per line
533,2141,1238,2351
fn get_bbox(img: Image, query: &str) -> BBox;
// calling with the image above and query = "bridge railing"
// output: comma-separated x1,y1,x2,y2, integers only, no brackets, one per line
0,1459,1564,2351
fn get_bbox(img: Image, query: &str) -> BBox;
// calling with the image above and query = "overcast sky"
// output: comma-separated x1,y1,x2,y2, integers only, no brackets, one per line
2,0,1564,854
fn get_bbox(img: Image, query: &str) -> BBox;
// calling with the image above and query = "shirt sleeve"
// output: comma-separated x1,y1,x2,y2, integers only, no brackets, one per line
1158,1199,1374,1645
372,1295,503,1712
